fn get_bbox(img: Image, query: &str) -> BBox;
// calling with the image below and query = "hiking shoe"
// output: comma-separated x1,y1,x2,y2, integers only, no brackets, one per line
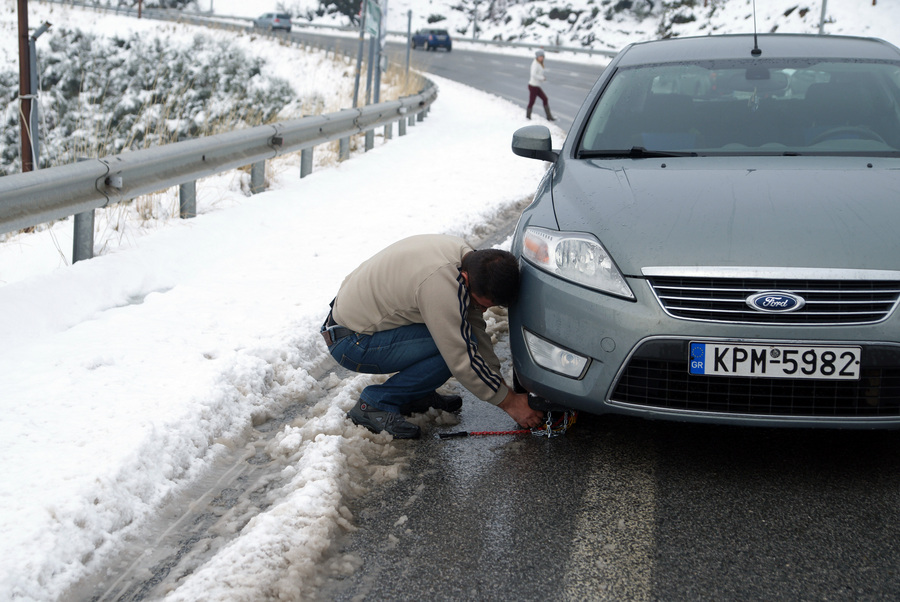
400,391,463,415
347,400,421,439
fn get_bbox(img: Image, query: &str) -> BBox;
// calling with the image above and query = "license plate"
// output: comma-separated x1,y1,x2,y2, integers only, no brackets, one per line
689,342,861,380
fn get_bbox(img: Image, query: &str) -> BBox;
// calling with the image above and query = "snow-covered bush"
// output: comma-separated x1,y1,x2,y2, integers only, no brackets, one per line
1,28,293,175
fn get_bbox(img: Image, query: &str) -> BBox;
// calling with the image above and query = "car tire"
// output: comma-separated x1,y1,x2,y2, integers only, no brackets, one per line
512,369,528,394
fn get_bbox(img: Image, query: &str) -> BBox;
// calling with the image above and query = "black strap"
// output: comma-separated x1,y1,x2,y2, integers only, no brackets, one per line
321,297,354,344
322,298,337,330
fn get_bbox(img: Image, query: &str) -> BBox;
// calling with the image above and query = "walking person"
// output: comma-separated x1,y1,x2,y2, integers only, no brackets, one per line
527,49,555,121
321,234,544,439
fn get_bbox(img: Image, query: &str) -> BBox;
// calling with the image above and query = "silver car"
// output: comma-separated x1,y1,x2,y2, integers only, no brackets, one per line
253,12,292,33
510,34,900,429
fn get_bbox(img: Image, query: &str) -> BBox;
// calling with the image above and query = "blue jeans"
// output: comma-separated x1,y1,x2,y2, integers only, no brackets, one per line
327,323,451,413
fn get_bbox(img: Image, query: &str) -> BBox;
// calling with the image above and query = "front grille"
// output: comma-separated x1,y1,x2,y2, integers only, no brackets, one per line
611,341,900,418
647,276,900,325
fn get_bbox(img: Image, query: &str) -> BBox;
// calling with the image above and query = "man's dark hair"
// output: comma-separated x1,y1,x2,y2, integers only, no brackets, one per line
462,249,521,307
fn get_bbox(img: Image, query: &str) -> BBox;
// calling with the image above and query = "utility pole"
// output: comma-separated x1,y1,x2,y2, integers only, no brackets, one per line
818,0,827,34
352,0,368,108
29,21,51,170
374,0,387,104
405,9,411,80
17,0,34,172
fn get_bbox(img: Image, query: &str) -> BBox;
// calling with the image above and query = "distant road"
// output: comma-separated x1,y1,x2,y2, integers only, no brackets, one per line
396,45,605,132
288,30,607,133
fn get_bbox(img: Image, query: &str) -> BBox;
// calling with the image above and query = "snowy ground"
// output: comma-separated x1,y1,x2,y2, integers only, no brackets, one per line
2,0,899,600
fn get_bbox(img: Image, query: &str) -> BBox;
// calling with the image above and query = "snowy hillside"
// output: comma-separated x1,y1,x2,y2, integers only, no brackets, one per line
277,0,900,52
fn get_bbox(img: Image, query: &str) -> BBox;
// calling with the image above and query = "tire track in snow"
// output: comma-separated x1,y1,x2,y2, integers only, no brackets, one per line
68,359,410,600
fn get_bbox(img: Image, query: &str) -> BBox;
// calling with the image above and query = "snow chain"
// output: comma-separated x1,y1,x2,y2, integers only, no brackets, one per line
438,395,577,439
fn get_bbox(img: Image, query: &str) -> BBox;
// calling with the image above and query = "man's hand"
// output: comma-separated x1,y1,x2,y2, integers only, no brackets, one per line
498,391,544,428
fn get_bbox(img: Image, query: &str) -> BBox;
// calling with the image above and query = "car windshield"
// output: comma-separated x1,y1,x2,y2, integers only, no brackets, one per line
578,58,900,157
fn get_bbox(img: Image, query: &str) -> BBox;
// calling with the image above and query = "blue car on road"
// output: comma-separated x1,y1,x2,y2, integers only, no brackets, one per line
411,29,452,52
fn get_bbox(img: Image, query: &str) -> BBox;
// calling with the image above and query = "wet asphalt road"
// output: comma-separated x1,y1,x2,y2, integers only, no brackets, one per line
288,30,603,133
319,389,900,601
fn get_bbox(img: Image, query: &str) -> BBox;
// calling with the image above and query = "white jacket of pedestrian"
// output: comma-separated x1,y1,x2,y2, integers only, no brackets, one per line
529,57,546,87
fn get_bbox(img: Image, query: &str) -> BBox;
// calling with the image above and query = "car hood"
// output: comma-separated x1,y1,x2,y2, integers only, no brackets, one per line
551,157,900,276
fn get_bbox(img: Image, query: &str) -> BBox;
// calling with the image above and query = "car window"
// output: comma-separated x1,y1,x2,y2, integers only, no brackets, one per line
578,59,900,156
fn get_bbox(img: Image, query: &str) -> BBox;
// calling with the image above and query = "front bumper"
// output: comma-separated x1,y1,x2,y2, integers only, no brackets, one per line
510,263,900,429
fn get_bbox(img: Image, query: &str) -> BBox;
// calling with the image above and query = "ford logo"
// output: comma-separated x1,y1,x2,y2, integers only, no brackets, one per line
746,291,805,313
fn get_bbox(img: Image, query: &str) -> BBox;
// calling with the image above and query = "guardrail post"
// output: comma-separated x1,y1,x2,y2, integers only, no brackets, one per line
250,160,265,194
72,156,94,264
398,117,407,136
409,114,416,127
384,122,392,140
73,211,94,263
180,181,197,218
417,110,425,123
300,148,313,178
339,137,350,161
365,130,374,151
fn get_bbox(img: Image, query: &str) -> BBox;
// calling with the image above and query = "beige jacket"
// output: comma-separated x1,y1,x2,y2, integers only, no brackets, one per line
331,234,508,405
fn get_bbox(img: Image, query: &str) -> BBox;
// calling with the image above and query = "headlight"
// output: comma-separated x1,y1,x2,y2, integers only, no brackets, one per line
520,227,634,299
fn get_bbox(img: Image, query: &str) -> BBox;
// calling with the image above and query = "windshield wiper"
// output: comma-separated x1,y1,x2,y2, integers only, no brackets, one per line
578,146,698,159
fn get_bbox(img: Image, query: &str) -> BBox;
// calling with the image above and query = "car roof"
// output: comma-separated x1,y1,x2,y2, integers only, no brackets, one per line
615,33,900,66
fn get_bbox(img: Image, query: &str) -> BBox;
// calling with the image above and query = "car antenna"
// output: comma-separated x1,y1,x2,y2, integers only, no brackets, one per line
751,0,762,56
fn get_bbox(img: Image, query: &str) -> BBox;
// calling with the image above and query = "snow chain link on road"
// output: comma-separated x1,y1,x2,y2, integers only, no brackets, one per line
439,403,578,439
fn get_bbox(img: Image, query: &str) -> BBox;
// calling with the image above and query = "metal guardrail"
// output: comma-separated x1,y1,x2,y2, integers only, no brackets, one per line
0,88,436,238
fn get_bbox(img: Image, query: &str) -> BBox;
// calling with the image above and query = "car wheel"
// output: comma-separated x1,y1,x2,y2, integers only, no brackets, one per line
512,369,528,394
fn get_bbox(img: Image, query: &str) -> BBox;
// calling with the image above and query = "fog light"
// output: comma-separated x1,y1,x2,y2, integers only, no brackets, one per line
524,330,589,378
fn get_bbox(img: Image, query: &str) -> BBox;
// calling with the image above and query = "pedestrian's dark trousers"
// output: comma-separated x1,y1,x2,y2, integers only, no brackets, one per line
527,84,548,109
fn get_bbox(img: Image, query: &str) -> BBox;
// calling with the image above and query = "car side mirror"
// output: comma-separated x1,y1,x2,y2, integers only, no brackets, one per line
511,125,558,162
